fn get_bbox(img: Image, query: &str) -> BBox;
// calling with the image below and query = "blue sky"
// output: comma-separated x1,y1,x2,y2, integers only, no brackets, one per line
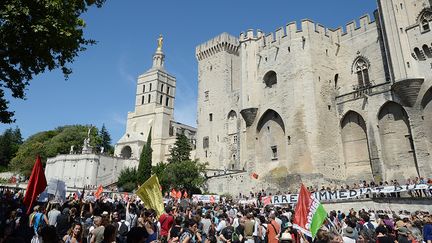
0,0,378,143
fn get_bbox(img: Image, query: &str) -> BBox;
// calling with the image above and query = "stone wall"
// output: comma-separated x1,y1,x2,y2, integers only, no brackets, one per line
197,0,432,194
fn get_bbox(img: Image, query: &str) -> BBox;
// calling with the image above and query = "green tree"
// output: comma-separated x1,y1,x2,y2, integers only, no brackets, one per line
0,127,22,169
9,125,100,176
117,167,137,192
0,0,106,123
98,124,113,155
167,133,192,164
163,160,207,193
137,130,152,184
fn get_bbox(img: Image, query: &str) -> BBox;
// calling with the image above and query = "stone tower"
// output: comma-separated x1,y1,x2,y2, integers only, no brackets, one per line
115,35,176,164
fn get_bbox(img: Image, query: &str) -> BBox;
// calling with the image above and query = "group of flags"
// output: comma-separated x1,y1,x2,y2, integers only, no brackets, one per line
169,188,188,199
23,156,328,238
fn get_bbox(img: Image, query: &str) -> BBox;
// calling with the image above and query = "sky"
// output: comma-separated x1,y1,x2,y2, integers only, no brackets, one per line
0,0,378,143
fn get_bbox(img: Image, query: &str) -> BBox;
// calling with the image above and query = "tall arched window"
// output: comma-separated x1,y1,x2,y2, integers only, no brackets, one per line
353,57,370,87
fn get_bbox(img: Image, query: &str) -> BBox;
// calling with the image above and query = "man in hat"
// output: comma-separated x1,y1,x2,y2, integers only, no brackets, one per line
342,226,356,243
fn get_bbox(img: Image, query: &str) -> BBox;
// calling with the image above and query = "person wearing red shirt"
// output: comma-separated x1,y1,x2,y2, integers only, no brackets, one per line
159,206,174,243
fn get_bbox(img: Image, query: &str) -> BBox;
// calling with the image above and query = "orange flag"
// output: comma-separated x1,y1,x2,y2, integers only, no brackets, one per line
170,189,177,198
176,190,182,199
210,195,215,204
183,191,188,198
95,185,103,199
251,172,259,179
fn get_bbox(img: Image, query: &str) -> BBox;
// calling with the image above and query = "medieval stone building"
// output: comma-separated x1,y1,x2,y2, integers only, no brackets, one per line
196,0,432,194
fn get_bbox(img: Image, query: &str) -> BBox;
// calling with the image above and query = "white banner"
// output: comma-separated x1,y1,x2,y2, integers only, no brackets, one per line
265,184,431,205
192,194,220,203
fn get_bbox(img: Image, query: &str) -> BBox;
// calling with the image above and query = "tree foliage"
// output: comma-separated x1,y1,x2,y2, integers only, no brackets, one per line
152,134,206,193
117,167,137,192
0,0,106,123
137,130,152,185
168,133,192,164
9,125,101,176
0,127,22,168
98,124,113,155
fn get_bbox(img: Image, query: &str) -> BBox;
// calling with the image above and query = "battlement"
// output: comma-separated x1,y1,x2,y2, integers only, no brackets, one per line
237,14,376,48
196,32,240,61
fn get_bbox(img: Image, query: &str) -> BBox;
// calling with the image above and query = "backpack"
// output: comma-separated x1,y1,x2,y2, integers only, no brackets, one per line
260,225,268,243
115,221,129,243
231,230,240,243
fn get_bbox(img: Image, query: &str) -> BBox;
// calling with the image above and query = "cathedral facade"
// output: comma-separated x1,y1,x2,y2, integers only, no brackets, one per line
115,37,196,165
196,0,432,193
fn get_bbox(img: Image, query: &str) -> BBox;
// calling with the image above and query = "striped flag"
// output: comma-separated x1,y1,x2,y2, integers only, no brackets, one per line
293,184,327,238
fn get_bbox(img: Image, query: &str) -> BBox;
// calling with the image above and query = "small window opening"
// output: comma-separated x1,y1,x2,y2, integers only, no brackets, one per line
203,136,209,148
167,86,170,94
159,95,163,104
141,96,145,105
161,84,164,92
205,151,208,158
328,105,331,110
271,146,278,160
233,135,238,143
143,85,145,93
149,83,152,91
407,62,410,68
209,113,213,121
263,71,277,88
334,74,339,89
288,46,291,52
165,97,169,106
287,136,291,145
148,94,151,103
204,91,209,101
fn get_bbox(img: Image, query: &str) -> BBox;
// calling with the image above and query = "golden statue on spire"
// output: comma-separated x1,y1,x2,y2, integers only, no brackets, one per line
157,34,163,51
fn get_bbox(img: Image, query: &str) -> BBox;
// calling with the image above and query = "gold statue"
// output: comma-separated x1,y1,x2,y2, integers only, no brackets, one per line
157,34,163,51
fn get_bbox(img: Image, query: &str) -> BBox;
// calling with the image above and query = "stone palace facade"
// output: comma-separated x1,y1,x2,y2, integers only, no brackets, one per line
197,0,432,193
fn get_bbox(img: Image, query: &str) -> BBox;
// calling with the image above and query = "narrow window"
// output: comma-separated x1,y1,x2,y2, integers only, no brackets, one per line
233,135,238,143
159,95,163,104
167,86,170,95
161,84,164,92
165,97,169,106
209,113,213,121
204,91,209,101
271,146,278,160
141,96,145,105
148,94,151,103
203,136,209,148
143,85,145,93
149,83,152,91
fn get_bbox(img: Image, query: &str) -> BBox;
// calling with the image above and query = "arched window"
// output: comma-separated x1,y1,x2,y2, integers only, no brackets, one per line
148,94,151,103
143,85,145,93
353,57,370,87
414,47,426,61
161,84,164,92
418,9,432,32
423,44,432,58
263,71,277,88
159,95,163,104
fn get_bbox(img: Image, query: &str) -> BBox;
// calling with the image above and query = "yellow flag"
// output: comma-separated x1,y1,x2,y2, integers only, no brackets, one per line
135,175,164,217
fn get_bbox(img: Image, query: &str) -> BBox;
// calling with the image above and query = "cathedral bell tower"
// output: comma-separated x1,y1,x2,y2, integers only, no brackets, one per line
115,35,176,164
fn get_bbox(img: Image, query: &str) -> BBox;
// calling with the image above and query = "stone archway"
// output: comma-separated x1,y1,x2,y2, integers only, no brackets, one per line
378,102,418,179
120,146,132,159
341,111,373,181
256,109,286,164
421,86,432,155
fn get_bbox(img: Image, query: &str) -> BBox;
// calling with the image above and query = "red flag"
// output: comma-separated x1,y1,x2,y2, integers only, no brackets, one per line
176,190,182,199
95,185,103,199
293,184,312,233
23,156,47,214
251,173,259,179
183,191,188,198
262,196,272,206
170,189,177,198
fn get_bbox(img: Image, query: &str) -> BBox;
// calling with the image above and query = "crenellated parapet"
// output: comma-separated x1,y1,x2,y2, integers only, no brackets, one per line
234,14,376,49
195,32,240,61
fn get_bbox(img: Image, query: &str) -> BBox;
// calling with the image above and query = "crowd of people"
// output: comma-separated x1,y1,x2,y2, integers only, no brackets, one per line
1,185,432,243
